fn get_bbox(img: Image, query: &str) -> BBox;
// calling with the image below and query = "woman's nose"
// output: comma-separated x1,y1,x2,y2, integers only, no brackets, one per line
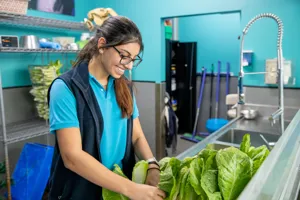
124,62,133,70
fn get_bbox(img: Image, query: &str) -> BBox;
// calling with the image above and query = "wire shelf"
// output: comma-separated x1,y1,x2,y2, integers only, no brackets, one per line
0,47,80,53
0,12,88,31
0,118,49,144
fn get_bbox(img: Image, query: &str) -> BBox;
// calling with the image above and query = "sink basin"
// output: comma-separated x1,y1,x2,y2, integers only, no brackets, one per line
216,129,281,148
208,141,240,150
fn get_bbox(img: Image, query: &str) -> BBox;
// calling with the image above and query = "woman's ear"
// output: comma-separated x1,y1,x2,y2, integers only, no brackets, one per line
97,37,107,50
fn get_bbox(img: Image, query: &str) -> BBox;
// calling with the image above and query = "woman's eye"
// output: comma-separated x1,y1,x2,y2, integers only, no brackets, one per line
121,52,130,57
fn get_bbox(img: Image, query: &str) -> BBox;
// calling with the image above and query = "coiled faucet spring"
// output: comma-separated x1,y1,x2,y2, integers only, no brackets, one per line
243,13,284,49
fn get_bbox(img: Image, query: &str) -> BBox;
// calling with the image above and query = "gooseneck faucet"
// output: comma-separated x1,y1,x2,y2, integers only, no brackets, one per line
238,13,285,134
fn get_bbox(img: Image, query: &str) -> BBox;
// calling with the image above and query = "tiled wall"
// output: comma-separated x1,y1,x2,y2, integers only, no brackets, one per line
244,87,300,121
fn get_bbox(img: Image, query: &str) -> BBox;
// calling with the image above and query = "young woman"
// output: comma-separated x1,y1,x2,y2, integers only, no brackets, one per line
47,16,165,200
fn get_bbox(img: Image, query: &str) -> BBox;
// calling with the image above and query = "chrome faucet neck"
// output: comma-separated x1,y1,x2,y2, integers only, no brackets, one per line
238,13,285,134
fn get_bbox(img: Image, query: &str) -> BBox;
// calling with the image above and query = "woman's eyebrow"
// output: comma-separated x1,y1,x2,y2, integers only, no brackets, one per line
120,49,132,56
120,48,140,58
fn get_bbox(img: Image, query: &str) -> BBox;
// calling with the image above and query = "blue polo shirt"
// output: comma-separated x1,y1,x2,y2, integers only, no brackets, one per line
49,74,139,170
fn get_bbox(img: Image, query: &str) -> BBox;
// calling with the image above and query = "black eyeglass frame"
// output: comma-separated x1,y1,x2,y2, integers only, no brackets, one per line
112,46,143,68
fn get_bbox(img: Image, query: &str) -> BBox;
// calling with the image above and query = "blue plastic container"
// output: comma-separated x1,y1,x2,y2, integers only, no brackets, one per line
10,143,54,200
206,118,229,133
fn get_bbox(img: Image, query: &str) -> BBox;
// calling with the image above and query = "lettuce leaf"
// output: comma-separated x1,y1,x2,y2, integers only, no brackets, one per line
182,178,199,200
240,134,251,154
158,157,181,195
198,148,218,162
216,147,253,200
240,134,270,175
102,164,129,200
159,157,171,171
201,154,222,200
189,157,206,198
167,166,189,200
180,156,197,169
132,160,149,184
247,145,270,175
177,167,202,200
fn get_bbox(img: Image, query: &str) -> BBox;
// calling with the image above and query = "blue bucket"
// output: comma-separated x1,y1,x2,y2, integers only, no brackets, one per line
9,143,54,200
206,118,229,133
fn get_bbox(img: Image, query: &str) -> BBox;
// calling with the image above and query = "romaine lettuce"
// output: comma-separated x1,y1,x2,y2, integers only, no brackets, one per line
132,160,148,184
240,133,251,154
167,166,189,200
216,147,253,200
103,134,270,200
247,145,270,175
158,157,181,194
102,164,129,200
179,168,199,200
200,153,222,200
189,157,206,198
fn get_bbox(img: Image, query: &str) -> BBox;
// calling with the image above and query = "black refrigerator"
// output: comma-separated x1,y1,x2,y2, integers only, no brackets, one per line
165,39,197,134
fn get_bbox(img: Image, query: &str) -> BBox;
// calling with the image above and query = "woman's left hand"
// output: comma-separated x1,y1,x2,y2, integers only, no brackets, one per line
145,164,160,187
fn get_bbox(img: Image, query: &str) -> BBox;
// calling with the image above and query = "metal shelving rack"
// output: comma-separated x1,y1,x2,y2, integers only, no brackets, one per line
0,12,88,199
0,47,80,53
0,12,87,31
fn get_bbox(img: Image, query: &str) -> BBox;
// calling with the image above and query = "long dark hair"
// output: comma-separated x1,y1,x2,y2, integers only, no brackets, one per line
74,16,143,118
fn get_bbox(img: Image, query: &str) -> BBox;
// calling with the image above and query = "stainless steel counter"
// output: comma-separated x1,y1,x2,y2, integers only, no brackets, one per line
233,116,290,135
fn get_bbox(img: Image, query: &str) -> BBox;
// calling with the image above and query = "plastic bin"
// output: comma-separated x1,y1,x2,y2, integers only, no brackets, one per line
10,143,54,200
206,118,229,133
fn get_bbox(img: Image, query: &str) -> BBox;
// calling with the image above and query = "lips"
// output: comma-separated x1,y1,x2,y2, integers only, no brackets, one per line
115,66,125,76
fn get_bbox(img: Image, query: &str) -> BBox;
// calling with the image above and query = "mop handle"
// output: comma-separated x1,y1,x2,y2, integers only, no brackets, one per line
226,62,230,95
215,61,221,118
192,67,206,135
197,67,207,108
209,64,214,118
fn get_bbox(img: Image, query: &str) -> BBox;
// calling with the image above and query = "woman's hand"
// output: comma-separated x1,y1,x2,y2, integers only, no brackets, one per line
145,165,161,186
126,183,166,200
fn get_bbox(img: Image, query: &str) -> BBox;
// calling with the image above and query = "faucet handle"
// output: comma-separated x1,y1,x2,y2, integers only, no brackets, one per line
231,103,238,109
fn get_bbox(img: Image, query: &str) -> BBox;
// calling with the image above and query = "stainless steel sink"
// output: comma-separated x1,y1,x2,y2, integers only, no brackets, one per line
208,141,240,150
216,129,281,148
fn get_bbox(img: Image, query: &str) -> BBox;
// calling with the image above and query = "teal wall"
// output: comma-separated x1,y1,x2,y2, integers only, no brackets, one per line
0,0,96,88
178,12,240,74
97,0,300,87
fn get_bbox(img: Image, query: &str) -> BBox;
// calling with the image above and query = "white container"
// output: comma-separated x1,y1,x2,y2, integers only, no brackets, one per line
0,0,28,15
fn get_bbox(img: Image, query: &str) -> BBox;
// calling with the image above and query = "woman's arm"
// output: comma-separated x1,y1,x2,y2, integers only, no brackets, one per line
132,118,156,162
132,118,161,186
57,127,136,196
56,127,166,200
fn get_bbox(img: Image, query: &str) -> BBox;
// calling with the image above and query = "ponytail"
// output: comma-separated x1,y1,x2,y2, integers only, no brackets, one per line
115,77,133,118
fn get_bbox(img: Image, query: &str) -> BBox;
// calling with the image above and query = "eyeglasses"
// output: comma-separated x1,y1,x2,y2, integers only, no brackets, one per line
113,46,142,68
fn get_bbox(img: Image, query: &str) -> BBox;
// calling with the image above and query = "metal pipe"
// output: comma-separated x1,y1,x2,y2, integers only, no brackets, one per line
269,108,283,121
0,70,12,200
172,18,179,41
243,72,268,75
238,13,285,134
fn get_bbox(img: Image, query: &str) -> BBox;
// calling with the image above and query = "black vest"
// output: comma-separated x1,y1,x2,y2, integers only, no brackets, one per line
47,61,136,200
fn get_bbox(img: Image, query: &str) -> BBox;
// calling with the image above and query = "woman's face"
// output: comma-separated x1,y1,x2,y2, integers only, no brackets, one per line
98,38,141,79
